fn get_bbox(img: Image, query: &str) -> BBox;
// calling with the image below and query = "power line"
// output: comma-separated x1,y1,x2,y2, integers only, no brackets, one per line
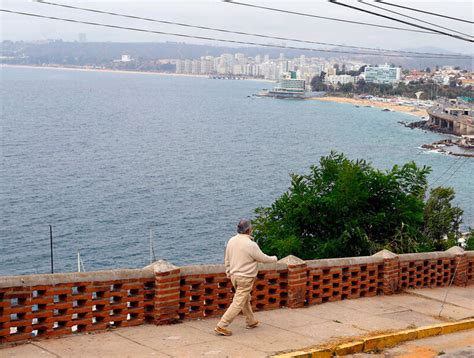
429,146,471,189
1,9,471,59
376,0,474,25
33,0,469,59
437,155,470,188
429,155,465,188
222,0,436,35
328,1,473,43
359,0,473,39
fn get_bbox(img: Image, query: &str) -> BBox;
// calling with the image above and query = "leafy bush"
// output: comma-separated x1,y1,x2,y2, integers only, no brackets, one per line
253,152,463,259
465,230,474,250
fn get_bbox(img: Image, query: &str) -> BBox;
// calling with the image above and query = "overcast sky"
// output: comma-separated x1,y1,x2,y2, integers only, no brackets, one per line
1,0,473,54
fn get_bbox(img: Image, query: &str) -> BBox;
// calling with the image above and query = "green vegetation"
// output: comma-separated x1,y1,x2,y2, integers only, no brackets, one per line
465,230,474,250
423,187,463,250
253,152,465,259
310,75,472,100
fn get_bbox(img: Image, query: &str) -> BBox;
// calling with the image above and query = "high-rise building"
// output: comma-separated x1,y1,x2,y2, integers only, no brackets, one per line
175,59,184,74
234,53,246,64
200,57,214,74
364,64,401,84
191,60,201,74
78,33,87,42
184,60,192,73
299,55,306,67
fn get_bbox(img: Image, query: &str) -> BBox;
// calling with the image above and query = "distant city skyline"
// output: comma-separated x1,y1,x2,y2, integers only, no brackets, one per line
1,1,472,54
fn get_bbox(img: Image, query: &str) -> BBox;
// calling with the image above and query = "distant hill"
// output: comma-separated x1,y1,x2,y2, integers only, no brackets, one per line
1,41,471,70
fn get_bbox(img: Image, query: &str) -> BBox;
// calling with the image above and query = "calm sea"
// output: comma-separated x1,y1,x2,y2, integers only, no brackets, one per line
1,67,473,275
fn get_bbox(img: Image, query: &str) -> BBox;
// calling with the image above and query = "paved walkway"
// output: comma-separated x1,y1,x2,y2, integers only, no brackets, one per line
2,286,473,358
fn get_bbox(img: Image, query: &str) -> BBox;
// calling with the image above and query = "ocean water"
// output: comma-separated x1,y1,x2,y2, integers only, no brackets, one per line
1,67,473,276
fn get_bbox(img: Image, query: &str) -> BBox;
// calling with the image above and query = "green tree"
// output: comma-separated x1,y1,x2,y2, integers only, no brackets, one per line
310,72,327,91
464,229,474,250
423,187,463,250
340,82,354,93
253,152,431,259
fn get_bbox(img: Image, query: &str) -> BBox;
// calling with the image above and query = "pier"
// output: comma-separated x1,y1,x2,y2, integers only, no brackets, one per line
427,101,474,136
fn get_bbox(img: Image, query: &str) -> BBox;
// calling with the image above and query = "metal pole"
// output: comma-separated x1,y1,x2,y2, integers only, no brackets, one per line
77,250,81,272
49,225,54,274
149,228,153,264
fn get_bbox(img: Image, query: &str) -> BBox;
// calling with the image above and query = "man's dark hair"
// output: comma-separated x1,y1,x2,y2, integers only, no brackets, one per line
237,219,252,234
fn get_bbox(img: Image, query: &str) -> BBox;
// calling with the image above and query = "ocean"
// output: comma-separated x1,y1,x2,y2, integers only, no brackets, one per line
1,66,473,275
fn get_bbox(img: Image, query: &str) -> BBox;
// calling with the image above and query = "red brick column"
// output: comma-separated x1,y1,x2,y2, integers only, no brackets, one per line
373,250,399,295
279,256,307,308
446,246,468,287
153,261,181,325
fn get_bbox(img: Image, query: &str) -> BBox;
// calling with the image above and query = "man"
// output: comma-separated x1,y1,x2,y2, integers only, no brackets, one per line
214,219,277,336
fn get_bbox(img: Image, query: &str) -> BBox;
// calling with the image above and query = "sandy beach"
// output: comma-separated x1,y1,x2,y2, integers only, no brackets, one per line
308,96,428,118
0,64,274,83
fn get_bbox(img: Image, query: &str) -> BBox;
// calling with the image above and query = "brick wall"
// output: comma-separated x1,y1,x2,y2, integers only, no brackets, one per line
0,269,155,344
468,252,474,284
1,248,472,345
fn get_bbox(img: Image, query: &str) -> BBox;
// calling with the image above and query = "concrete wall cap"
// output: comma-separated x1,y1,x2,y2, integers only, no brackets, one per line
152,260,179,273
445,246,465,255
278,255,305,266
372,249,398,259
0,268,154,288
179,262,287,275
466,251,474,257
257,262,288,271
306,256,383,268
398,252,451,261
180,264,225,275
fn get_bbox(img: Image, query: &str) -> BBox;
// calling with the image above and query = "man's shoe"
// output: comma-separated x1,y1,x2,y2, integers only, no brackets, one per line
214,326,232,336
246,321,259,329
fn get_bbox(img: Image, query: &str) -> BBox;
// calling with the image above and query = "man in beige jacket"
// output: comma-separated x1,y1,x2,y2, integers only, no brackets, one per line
215,219,277,336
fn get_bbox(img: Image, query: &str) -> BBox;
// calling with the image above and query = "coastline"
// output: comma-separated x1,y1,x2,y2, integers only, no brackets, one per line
308,96,428,118
0,64,274,83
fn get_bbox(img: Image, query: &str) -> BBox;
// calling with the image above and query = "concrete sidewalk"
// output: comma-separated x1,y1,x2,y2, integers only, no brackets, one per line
2,286,473,358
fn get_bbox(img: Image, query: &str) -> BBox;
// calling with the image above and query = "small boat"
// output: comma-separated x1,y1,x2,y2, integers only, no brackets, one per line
382,108,393,112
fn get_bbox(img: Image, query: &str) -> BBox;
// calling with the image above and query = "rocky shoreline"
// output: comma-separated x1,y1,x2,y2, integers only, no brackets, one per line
421,139,474,157
399,121,474,158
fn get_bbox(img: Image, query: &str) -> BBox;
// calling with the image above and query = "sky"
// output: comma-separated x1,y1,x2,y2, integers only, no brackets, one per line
1,0,473,54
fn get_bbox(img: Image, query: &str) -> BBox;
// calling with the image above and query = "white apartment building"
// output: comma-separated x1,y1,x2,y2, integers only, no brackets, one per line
234,53,246,64
175,59,184,74
184,60,192,74
191,60,201,74
364,64,401,84
325,74,356,85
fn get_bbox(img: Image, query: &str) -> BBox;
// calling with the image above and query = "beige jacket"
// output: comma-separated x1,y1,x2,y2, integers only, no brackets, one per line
224,234,277,278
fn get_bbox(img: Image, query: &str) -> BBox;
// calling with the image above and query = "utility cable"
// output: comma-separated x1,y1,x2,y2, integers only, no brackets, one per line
429,154,465,188
33,0,467,58
438,257,460,317
328,1,473,43
438,155,470,188
222,0,436,35
1,9,471,59
376,0,473,25
359,0,473,39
